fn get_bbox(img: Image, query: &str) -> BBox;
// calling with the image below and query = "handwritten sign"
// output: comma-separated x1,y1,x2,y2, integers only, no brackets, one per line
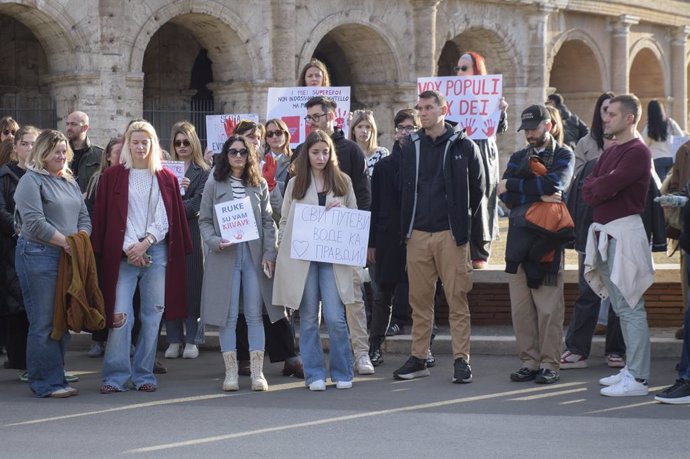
266,86,351,148
161,160,186,196
290,203,370,267
206,114,260,154
214,197,259,243
416,74,503,140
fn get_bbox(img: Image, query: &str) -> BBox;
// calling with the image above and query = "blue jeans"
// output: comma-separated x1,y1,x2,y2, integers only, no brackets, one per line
218,243,264,353
15,238,69,397
299,262,353,385
678,252,690,380
165,317,200,345
102,243,167,390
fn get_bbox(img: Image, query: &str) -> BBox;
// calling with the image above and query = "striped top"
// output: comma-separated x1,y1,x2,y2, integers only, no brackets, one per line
230,176,246,199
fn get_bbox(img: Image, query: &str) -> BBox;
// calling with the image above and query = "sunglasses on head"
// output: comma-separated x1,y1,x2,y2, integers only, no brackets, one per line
2,129,16,136
265,130,284,138
453,65,469,72
174,139,190,147
227,148,248,157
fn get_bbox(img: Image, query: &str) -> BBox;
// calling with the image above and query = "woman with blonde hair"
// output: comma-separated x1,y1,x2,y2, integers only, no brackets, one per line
14,129,90,397
92,121,191,393
298,58,331,87
163,121,210,360
350,109,389,177
273,129,355,391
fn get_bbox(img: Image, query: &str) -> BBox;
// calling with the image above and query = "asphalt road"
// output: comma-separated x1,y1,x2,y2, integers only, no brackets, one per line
1,351,688,459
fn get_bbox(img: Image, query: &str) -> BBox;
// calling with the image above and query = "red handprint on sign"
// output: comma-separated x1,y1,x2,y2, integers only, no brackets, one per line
234,229,244,241
335,108,349,130
461,118,476,137
482,119,496,137
224,117,237,137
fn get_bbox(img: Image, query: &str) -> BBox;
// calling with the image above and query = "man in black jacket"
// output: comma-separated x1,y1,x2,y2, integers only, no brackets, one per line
393,90,484,383
296,95,374,375
65,111,103,193
546,94,589,150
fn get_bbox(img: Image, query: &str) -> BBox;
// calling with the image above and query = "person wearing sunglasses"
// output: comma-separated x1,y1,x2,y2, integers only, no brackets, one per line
199,135,284,392
455,51,509,270
0,116,19,143
161,121,210,361
263,118,293,222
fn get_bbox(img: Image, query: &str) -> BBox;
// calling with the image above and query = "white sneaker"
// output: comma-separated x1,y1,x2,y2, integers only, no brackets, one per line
309,380,326,391
87,342,105,358
599,367,628,386
164,343,181,359
182,344,199,359
600,371,648,397
335,380,353,390
355,353,375,375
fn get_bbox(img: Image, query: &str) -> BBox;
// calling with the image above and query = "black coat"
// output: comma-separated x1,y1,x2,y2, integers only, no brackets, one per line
0,163,24,316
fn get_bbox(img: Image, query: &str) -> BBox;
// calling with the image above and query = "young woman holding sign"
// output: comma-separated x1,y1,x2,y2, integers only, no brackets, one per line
455,51,509,269
273,129,356,391
198,135,284,392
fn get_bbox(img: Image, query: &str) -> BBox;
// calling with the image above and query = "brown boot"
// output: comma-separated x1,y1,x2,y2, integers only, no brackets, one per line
222,351,239,391
250,350,268,391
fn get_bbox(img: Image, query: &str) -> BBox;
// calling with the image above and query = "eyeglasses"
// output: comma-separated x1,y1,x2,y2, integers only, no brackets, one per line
395,125,418,133
304,113,327,122
266,130,284,138
2,129,16,136
174,139,190,147
227,148,248,157
453,65,469,72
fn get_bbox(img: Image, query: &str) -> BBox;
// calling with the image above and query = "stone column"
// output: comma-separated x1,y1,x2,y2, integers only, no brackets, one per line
45,72,104,140
271,0,297,85
209,81,272,118
357,83,417,148
610,15,639,95
525,3,557,107
411,0,441,78
671,26,690,131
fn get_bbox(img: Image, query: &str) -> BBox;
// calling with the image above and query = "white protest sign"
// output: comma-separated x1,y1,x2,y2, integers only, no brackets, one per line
417,75,503,140
205,114,260,153
672,135,690,160
161,160,186,196
214,197,259,243
266,86,351,148
290,203,370,267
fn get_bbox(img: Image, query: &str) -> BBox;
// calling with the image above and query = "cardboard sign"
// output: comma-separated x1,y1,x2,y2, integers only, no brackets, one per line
161,160,186,196
214,197,259,243
289,203,370,267
416,75,503,140
266,86,351,148
206,114,260,154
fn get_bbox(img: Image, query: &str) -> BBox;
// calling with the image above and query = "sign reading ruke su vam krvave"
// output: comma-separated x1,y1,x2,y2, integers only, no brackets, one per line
214,197,259,243
417,74,503,141
205,113,260,154
290,203,370,267
266,86,351,148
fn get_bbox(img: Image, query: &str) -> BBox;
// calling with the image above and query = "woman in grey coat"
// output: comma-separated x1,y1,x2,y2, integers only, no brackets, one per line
199,135,284,392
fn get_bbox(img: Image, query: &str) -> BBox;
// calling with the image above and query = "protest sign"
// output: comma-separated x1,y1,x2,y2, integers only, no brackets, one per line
206,113,260,153
289,203,370,267
161,160,186,196
214,197,259,243
266,86,351,148
416,74,503,140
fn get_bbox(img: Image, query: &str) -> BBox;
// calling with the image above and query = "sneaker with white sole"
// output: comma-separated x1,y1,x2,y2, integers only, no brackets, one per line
599,367,628,386
87,342,105,358
335,380,352,390
600,370,648,397
355,353,375,375
309,379,326,391
164,343,181,359
559,350,588,369
654,379,690,404
182,343,199,359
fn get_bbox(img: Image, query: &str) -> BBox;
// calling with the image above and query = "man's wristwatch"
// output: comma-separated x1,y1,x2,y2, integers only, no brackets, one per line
145,235,156,246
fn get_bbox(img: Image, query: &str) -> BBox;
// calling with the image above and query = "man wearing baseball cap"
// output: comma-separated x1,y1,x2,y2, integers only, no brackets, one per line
497,104,574,384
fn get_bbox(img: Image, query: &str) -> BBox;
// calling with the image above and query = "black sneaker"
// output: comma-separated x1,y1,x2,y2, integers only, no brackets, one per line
510,367,538,382
655,379,690,404
452,358,472,383
426,348,436,368
534,368,560,384
386,323,402,337
393,356,430,380
369,347,384,367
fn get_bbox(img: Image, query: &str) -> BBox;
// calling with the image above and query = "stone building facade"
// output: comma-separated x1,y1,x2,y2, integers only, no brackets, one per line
1,0,689,158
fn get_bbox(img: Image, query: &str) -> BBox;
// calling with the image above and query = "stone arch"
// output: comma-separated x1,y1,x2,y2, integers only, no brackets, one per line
629,37,668,128
548,29,609,91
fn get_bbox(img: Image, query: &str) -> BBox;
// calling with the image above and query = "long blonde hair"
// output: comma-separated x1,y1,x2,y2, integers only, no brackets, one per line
350,109,379,155
170,121,209,170
120,120,162,174
29,130,74,180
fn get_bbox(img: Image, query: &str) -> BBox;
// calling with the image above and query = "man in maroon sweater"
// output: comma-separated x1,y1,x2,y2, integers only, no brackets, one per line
582,94,653,397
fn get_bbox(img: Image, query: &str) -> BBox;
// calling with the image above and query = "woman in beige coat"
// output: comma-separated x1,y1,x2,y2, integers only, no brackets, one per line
273,130,356,391
199,135,284,392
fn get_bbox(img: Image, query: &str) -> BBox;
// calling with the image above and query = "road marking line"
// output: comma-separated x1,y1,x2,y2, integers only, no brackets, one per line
509,387,587,401
123,382,587,454
585,400,659,414
559,399,586,405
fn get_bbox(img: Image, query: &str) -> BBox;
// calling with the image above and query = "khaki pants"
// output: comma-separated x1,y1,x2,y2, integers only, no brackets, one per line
407,230,472,360
508,265,565,371
345,268,369,358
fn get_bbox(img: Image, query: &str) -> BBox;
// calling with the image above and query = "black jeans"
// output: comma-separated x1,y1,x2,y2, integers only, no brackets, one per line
236,314,297,363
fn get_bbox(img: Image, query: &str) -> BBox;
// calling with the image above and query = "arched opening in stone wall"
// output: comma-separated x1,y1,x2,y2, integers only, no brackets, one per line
0,14,54,128
629,47,666,129
548,39,603,123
